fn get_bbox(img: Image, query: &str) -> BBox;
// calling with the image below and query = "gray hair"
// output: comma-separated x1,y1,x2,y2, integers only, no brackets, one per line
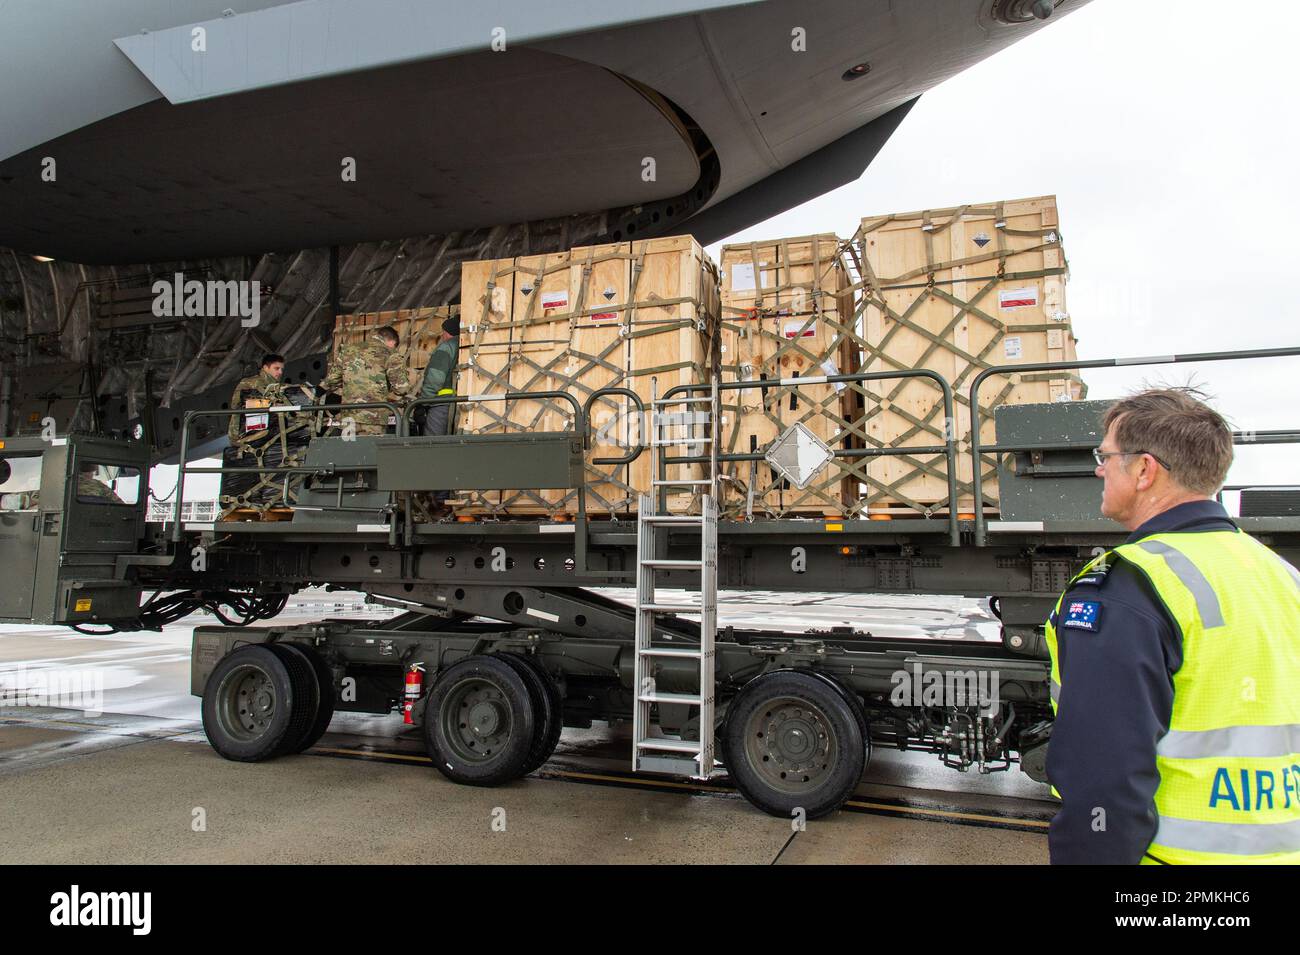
1101,387,1233,495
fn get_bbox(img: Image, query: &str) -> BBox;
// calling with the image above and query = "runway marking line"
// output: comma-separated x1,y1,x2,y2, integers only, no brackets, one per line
305,744,1048,833
0,715,1050,833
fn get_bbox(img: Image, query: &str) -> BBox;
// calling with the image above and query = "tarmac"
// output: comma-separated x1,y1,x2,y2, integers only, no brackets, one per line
0,589,1055,864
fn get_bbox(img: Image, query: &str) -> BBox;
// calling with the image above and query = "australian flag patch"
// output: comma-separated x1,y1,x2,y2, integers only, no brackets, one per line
1062,600,1102,632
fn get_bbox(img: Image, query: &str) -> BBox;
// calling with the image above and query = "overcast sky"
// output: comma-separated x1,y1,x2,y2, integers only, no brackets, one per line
709,0,1299,491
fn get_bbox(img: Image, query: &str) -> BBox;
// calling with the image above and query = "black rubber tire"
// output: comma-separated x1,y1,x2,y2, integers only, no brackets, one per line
498,653,563,775
263,642,319,757
799,669,872,766
424,655,536,786
272,642,337,754
201,644,303,762
722,669,865,819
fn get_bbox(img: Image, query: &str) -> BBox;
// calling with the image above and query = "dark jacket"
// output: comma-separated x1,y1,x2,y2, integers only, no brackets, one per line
1045,499,1237,864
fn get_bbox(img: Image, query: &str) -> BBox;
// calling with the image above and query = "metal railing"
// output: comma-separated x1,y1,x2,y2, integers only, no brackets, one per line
663,370,962,546
168,344,1300,552
969,345,1300,545
171,401,400,542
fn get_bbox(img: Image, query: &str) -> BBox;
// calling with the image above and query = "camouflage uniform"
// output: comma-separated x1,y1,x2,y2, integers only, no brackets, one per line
228,369,290,444
76,473,124,503
320,334,411,435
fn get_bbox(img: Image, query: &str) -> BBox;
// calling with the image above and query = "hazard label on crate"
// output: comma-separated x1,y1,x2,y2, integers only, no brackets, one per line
999,287,1039,310
591,311,619,322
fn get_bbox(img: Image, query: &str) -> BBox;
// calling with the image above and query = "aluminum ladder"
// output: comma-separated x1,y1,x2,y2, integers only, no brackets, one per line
632,376,719,779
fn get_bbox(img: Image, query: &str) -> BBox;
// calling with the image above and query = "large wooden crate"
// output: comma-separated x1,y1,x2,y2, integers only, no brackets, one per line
717,235,864,517
457,235,720,516
331,305,460,392
854,195,1084,517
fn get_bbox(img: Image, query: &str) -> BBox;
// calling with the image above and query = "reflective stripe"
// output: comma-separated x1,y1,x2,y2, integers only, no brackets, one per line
1157,723,1300,759
1050,679,1060,704
1136,540,1226,628
437,388,454,396
1269,550,1300,590
1154,815,1300,856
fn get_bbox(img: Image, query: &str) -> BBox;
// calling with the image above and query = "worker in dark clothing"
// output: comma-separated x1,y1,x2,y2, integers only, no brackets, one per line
1044,387,1300,864
415,315,461,517
419,315,460,438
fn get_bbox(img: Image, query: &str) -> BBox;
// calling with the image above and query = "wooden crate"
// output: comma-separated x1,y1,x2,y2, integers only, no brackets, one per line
458,235,720,516
854,195,1084,517
331,305,460,392
718,235,863,517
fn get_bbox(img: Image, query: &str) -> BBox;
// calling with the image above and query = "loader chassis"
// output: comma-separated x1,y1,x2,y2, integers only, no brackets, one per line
4,355,1298,817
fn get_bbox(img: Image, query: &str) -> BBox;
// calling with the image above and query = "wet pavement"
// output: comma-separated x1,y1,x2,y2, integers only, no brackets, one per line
0,589,1052,864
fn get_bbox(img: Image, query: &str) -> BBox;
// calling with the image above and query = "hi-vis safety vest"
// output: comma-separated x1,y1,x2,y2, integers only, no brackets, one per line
1046,527,1300,864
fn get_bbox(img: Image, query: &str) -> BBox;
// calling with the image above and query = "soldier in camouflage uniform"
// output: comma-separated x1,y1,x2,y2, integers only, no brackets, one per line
228,353,289,445
9,460,126,507
319,326,410,435
76,470,125,503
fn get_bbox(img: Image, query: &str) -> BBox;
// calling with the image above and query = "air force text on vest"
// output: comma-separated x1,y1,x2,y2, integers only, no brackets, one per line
152,274,261,327
1208,766,1300,812
49,885,151,935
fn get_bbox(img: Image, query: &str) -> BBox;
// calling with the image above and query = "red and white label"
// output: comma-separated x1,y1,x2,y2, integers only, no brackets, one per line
541,289,570,311
999,287,1039,310
783,318,816,339
591,311,619,322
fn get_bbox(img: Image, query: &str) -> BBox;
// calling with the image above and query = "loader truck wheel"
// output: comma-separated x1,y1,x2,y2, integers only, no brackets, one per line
202,644,312,762
797,669,872,765
721,670,865,819
270,642,337,754
424,655,536,786
498,653,563,776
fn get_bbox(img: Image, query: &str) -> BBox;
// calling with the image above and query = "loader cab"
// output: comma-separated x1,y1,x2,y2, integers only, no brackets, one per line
0,432,149,625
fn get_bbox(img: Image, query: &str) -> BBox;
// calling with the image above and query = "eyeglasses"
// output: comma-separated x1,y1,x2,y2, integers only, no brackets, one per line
1092,448,1170,469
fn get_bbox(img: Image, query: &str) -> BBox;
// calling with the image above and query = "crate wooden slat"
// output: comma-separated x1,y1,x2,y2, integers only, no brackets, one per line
855,195,1084,517
458,235,719,516
718,235,862,518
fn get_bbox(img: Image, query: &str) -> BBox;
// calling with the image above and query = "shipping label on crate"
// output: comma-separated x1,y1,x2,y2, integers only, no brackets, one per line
783,318,817,338
590,311,619,322
243,398,270,432
999,287,1039,310
1004,336,1023,359
541,289,569,312
729,262,771,293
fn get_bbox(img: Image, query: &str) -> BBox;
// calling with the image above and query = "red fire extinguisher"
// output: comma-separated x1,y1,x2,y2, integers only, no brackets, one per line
403,663,425,725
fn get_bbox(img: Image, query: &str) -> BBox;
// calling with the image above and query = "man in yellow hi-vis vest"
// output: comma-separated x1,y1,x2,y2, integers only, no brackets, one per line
1045,387,1300,864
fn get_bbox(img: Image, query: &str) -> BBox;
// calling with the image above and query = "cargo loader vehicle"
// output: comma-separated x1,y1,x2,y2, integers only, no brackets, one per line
2,347,1297,818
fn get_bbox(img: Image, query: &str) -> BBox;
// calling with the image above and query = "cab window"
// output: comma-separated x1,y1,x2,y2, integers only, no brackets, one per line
76,461,141,506
0,455,42,510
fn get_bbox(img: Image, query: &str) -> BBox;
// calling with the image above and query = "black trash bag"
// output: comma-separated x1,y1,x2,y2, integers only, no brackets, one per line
221,408,313,510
